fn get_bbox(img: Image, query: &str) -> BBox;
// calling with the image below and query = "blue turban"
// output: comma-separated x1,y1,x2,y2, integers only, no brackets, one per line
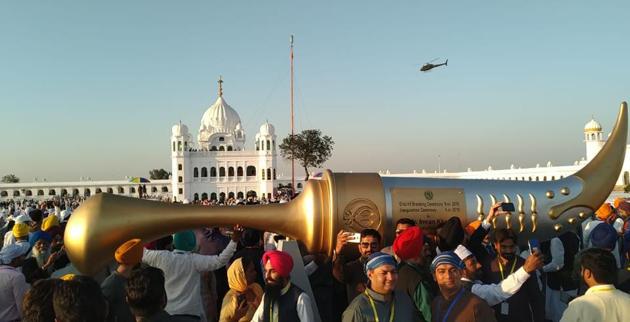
430,251,464,272
364,252,397,273
29,231,51,247
590,223,618,250
173,230,197,252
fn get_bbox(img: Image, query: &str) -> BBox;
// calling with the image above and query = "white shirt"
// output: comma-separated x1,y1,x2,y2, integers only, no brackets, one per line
0,265,29,321
463,266,531,306
2,231,15,249
560,284,630,322
543,237,564,273
142,240,237,317
251,282,315,322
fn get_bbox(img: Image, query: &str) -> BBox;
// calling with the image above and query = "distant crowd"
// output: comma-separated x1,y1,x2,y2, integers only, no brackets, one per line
1,196,630,321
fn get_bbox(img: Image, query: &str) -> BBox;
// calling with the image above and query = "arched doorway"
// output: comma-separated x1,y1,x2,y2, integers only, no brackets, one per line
237,191,244,199
210,192,217,201
246,190,257,198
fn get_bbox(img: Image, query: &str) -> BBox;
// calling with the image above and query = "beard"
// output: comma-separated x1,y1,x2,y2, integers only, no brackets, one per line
264,277,286,301
502,253,516,261
32,247,50,267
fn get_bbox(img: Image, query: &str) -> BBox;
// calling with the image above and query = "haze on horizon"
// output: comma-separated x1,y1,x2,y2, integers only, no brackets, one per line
1,1,629,182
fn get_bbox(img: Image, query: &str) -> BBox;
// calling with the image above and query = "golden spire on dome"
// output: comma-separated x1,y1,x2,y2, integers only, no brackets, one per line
218,75,223,97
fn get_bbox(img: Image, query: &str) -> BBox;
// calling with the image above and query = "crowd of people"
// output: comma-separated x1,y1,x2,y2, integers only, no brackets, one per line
1,196,630,322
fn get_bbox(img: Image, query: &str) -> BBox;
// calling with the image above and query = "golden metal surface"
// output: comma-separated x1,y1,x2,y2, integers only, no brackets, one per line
503,194,512,229
476,194,484,221
516,194,525,233
529,193,538,233
554,224,563,232
548,102,627,219
546,190,555,199
568,217,577,225
578,212,588,219
490,194,498,229
560,187,570,196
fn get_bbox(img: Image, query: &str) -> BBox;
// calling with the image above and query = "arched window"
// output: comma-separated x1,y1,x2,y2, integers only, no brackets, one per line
219,192,226,201
13,191,21,197
228,192,235,199
96,188,102,194
210,167,217,177
194,167,199,178
237,167,243,177
256,142,259,151
37,190,45,196
551,176,555,180
48,189,56,196
266,140,271,150
178,176,183,183
536,176,539,181
219,146,225,151
528,176,532,181
543,176,547,181
118,187,124,194
73,189,80,196
130,187,135,193
228,167,235,177
227,146,233,151
237,191,244,199
201,167,208,177
178,141,182,151
247,190,257,198
273,169,276,180
151,187,158,193
297,183,303,189
172,142,176,152
219,167,226,177
195,193,200,201
211,146,218,151
161,186,169,192
84,189,91,196
210,192,217,201
25,190,32,196
246,166,256,176
0,191,7,197
267,169,272,180
219,137,225,142
106,188,113,193
261,170,265,180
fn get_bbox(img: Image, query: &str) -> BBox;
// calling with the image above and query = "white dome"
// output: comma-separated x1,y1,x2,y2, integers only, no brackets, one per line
584,118,602,132
200,96,242,134
172,123,189,136
259,121,275,136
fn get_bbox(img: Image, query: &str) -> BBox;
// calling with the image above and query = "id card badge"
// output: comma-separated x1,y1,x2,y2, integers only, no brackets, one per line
500,302,509,315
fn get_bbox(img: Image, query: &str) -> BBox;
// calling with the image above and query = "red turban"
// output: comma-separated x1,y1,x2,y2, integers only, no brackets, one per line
393,226,424,261
262,250,294,278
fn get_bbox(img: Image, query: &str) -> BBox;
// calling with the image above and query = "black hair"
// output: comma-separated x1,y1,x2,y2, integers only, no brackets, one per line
579,248,617,285
29,209,43,223
493,228,518,244
241,228,262,247
396,218,416,227
22,278,61,322
360,229,382,243
53,276,107,322
126,266,167,318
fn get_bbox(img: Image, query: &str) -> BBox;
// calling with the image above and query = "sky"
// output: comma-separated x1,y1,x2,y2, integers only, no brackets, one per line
1,1,630,182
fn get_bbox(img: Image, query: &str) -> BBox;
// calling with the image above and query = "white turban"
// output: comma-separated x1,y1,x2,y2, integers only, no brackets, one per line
0,243,30,265
454,244,474,261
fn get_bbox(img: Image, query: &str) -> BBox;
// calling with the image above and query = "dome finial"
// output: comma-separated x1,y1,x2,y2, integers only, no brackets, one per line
218,75,224,97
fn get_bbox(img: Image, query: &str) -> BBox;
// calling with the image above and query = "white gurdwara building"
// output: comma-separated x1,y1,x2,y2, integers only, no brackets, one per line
170,78,280,202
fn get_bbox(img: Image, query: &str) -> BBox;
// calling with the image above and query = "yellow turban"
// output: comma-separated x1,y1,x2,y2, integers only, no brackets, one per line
114,239,144,265
41,215,60,232
60,274,76,281
596,203,614,220
227,258,249,292
12,223,30,238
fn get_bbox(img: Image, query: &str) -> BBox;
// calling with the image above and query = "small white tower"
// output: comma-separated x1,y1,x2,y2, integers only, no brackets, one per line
255,121,277,199
584,118,604,161
171,122,192,201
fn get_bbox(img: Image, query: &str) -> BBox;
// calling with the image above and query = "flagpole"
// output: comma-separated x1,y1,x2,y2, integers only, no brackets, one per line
290,35,295,196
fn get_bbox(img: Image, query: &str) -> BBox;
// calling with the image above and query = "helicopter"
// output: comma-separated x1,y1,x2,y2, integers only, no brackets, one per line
420,58,448,72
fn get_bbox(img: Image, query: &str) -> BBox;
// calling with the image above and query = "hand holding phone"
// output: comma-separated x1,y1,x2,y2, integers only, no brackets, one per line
528,239,540,255
499,202,515,212
346,232,361,243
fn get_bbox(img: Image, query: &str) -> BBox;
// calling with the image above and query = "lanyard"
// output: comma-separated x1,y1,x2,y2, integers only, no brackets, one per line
498,258,517,280
438,288,465,322
364,290,395,322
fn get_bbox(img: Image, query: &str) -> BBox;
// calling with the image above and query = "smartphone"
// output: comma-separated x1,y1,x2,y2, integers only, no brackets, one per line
528,239,540,255
346,232,361,243
500,202,515,212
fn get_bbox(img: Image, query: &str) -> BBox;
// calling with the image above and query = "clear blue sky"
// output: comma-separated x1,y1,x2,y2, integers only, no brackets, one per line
1,1,629,181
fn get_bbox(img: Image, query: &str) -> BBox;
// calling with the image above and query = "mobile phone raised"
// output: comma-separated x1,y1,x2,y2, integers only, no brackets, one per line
528,239,540,255
499,202,515,212
346,232,361,243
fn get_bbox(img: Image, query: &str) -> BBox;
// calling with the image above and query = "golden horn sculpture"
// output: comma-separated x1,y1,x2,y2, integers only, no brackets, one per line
65,103,627,275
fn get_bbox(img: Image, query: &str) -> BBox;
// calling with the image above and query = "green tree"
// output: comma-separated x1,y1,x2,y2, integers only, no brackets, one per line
1,174,19,183
279,129,334,180
149,169,170,180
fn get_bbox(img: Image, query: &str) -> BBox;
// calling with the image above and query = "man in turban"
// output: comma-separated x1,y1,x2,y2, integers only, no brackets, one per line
0,242,31,321
431,251,496,322
29,231,52,268
102,238,144,322
143,227,242,320
251,249,316,322
342,252,418,322
392,226,434,322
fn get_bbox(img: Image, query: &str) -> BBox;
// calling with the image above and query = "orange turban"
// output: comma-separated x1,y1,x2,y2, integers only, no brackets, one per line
114,239,144,265
465,220,482,236
596,203,614,220
614,197,625,209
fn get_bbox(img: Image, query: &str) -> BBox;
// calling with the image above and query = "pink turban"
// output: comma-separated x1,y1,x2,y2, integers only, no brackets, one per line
262,250,293,278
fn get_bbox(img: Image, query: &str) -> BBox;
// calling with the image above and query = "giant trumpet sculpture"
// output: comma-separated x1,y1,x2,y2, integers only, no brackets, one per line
66,103,627,275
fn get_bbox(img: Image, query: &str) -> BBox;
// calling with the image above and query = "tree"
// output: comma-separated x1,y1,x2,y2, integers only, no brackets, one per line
149,169,170,180
1,174,19,183
279,129,334,180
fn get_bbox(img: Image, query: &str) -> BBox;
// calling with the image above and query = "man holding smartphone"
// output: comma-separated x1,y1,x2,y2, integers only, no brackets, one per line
333,229,382,302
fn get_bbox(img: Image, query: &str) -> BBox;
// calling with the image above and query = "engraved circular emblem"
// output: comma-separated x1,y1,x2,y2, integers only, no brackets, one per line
342,198,381,231
424,191,434,200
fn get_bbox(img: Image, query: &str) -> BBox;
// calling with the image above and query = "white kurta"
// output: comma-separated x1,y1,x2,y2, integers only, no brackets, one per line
463,266,531,306
560,284,630,322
